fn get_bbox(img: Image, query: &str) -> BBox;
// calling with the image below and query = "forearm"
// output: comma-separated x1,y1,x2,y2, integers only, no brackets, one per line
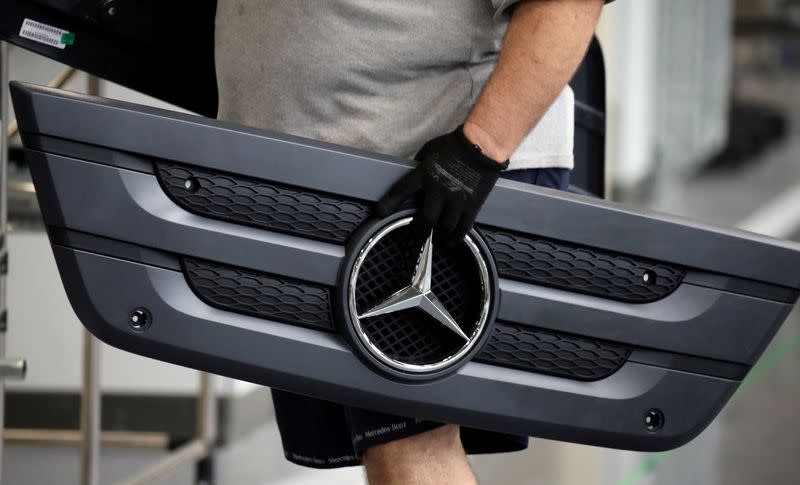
464,0,604,162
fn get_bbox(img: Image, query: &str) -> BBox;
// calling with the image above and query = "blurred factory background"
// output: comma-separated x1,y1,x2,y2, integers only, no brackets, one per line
1,0,800,483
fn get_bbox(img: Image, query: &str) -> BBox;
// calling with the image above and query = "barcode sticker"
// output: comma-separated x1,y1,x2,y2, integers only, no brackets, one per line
19,18,74,50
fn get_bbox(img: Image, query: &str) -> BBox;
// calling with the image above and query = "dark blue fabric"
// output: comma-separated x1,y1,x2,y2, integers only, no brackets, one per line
501,166,571,190
273,167,571,468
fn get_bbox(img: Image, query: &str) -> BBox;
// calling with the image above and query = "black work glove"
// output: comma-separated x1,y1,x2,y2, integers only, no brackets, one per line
376,125,509,246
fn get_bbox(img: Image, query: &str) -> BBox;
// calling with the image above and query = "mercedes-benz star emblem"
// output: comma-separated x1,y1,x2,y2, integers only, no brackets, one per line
360,231,469,341
347,216,493,375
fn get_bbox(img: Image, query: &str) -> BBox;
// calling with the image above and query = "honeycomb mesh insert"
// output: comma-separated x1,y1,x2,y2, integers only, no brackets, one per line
157,163,370,243
483,229,684,303
354,226,484,366
183,259,334,330
477,324,631,381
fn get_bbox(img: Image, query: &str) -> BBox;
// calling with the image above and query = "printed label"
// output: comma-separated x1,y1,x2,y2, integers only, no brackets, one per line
19,18,74,49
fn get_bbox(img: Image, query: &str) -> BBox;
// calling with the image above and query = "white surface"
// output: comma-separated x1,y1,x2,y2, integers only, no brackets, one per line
597,0,660,190
656,0,732,171
597,0,732,191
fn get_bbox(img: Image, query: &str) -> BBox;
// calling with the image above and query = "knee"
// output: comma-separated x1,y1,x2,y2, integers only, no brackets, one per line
362,424,477,485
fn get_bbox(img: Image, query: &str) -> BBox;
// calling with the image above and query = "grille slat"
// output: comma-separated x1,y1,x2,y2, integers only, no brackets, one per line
483,229,684,303
183,259,334,330
477,324,631,381
157,163,370,243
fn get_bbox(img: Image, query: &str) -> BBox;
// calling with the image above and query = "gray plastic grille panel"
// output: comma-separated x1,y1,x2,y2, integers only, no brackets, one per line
14,81,800,453
157,163,371,243
483,229,685,303
183,259,334,330
477,323,632,381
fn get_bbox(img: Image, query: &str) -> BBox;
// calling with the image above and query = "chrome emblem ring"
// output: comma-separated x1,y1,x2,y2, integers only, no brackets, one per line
347,217,492,374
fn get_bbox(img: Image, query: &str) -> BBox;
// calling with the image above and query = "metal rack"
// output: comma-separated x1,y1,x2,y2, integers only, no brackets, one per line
0,42,218,485
0,39,28,485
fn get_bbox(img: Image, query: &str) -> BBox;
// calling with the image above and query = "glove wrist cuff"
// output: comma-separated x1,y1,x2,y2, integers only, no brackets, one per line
456,125,510,171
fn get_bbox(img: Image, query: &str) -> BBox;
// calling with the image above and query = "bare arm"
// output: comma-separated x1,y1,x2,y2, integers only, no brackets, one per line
376,0,606,244
464,0,605,162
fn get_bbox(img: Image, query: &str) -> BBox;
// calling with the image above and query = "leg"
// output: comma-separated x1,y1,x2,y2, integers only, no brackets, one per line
362,424,477,485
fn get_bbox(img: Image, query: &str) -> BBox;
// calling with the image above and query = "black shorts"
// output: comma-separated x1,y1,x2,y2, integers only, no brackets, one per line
273,167,571,468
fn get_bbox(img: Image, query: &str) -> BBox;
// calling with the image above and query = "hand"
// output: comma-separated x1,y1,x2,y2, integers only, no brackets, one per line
376,125,508,246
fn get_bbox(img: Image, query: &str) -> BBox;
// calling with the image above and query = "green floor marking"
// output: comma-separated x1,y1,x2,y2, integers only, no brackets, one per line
614,329,800,485
732,330,800,400
614,452,670,485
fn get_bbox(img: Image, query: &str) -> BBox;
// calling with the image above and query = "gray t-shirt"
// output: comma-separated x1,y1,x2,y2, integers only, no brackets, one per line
215,0,574,170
